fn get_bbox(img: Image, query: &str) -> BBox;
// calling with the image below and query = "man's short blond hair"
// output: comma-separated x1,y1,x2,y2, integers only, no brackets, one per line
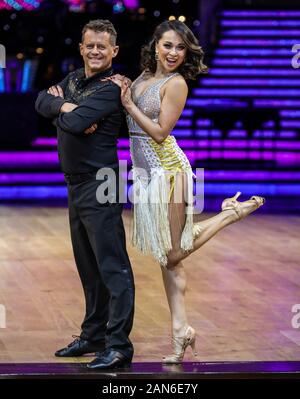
81,19,117,45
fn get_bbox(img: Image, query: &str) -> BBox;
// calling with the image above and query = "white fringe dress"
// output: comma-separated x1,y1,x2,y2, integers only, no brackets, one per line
127,73,195,267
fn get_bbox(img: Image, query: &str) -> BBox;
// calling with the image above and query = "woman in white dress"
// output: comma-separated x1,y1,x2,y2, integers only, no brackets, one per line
108,20,265,363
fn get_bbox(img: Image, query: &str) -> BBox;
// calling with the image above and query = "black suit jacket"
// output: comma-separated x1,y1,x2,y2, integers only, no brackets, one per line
35,67,123,174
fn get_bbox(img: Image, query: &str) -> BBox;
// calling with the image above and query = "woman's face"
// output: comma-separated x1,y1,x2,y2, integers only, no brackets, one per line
155,29,187,73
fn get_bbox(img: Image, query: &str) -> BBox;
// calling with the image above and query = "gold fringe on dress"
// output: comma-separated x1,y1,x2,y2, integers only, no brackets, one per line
132,167,195,267
180,169,195,253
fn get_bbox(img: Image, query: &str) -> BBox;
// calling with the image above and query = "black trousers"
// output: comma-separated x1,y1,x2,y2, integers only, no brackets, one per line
67,177,135,359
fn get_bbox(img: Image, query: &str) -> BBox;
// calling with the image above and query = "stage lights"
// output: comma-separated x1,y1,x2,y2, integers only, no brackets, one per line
123,0,139,8
168,16,186,22
0,45,5,69
113,1,125,14
0,0,42,11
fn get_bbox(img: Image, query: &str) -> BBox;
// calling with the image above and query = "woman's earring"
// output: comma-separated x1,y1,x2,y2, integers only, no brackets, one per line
155,51,159,61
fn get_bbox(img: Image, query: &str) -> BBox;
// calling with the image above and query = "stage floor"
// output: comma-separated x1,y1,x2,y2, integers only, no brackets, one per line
0,361,300,379
0,206,299,363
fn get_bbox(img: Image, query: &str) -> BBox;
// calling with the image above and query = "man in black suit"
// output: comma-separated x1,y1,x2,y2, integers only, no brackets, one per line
35,19,135,370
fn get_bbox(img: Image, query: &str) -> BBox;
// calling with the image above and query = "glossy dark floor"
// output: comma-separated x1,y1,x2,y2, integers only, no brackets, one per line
0,361,300,379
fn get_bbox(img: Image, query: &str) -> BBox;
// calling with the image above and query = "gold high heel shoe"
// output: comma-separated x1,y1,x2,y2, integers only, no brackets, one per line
162,326,198,364
193,223,203,239
221,191,265,220
193,192,265,240
193,192,243,239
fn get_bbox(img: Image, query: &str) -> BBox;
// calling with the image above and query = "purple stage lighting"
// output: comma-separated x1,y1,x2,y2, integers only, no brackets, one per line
221,20,300,27
254,99,300,107
187,99,248,107
202,78,300,87
209,68,300,76
280,110,300,118
213,59,292,66
215,48,293,56
193,88,300,97
280,120,300,128
220,39,297,46
222,11,300,17
176,120,192,127
223,29,300,37
123,0,139,8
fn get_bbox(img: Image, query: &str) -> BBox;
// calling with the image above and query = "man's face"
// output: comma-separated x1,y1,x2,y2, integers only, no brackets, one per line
80,29,119,75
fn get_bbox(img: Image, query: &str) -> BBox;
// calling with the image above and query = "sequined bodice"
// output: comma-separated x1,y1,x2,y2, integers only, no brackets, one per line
127,71,192,177
127,72,179,133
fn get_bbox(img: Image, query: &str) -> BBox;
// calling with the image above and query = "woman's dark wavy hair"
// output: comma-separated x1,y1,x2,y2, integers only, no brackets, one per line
140,20,208,80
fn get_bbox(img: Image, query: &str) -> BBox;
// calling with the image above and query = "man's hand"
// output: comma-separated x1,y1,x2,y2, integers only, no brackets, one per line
47,85,64,98
60,102,78,113
84,123,98,135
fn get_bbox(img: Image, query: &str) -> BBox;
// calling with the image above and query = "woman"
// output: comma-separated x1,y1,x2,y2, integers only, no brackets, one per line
108,20,265,363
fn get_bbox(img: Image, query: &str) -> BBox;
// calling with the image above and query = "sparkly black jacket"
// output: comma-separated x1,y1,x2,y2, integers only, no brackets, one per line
35,67,123,174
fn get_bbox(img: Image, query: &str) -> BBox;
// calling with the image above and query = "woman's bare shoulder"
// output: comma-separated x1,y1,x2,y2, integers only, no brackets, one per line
165,74,188,93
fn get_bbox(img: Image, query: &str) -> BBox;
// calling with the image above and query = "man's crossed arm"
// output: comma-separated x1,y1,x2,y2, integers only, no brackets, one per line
35,75,122,136
47,85,97,135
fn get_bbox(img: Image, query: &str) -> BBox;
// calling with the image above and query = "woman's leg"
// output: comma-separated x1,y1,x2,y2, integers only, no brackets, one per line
170,210,238,266
161,174,190,337
161,262,188,337
161,175,247,336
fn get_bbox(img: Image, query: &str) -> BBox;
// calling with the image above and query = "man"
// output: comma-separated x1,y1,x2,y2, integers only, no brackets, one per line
35,19,135,370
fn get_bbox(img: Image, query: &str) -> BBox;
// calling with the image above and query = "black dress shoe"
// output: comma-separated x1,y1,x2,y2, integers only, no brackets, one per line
87,349,131,370
55,336,106,357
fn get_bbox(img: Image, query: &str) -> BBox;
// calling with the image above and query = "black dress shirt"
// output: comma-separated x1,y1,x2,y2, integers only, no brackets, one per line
35,67,123,174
